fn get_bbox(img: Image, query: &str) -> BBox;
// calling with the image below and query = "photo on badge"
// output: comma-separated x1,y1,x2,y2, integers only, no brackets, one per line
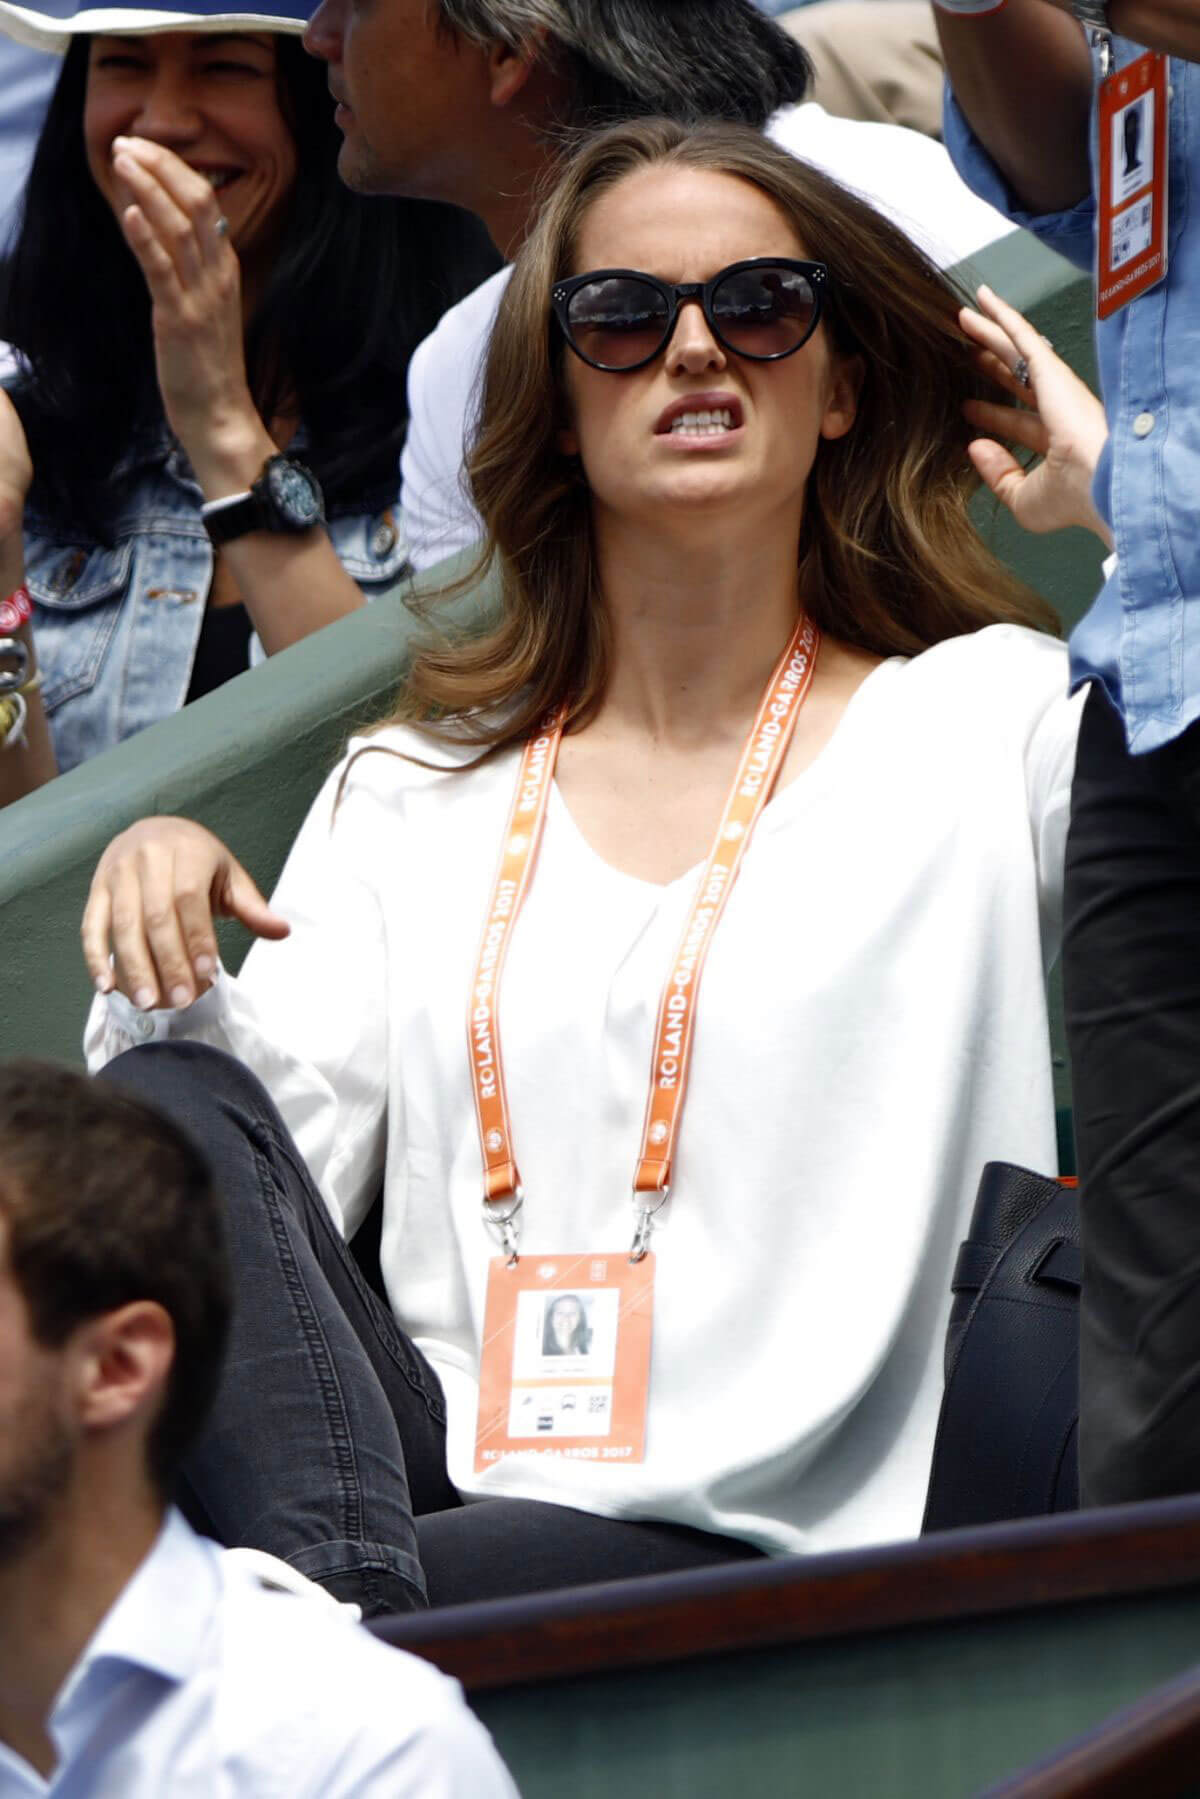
511,1288,620,1379
1111,91,1154,207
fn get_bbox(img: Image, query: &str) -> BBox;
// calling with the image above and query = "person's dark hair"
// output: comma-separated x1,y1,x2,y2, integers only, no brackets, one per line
0,35,500,541
437,0,812,129
0,1059,231,1498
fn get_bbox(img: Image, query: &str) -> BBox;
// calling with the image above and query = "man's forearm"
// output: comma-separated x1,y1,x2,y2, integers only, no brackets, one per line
936,1,1095,212
1100,0,1200,60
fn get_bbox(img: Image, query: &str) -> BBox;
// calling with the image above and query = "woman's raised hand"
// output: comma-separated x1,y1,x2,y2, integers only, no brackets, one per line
0,388,33,542
959,284,1112,548
82,817,290,1011
109,135,269,483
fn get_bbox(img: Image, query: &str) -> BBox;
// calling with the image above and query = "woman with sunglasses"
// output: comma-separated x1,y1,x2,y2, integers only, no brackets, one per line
0,0,496,808
80,118,1083,1616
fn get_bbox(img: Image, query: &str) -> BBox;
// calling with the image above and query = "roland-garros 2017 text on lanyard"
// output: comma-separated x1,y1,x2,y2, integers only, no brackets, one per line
468,612,821,1262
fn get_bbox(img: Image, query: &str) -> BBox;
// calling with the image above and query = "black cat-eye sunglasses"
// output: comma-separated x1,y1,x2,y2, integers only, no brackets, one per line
551,258,831,373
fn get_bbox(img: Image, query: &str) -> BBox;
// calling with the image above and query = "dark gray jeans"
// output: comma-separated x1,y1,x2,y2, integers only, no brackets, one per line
101,1042,761,1615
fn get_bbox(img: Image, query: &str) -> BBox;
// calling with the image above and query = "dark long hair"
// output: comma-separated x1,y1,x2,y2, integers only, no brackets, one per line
0,35,500,539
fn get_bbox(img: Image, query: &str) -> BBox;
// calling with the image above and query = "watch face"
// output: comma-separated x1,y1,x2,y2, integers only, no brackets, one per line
266,458,324,529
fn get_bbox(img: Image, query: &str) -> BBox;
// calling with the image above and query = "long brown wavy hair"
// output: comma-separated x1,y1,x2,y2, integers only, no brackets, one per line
391,117,1056,752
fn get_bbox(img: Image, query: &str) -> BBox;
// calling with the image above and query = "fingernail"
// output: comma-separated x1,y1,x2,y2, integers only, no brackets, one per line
169,985,192,1009
193,954,215,979
134,987,156,1011
94,974,113,995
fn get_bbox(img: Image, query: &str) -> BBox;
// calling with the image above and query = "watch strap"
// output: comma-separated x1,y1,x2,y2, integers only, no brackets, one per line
200,454,325,547
200,489,265,547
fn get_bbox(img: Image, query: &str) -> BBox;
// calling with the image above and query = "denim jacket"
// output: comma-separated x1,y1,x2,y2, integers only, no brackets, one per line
21,421,408,775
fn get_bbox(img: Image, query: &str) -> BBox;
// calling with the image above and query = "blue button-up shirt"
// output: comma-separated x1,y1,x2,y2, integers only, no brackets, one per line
946,42,1200,753
0,1510,517,1797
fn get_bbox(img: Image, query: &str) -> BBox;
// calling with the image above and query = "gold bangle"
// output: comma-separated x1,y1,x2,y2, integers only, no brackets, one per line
0,691,27,751
16,668,43,698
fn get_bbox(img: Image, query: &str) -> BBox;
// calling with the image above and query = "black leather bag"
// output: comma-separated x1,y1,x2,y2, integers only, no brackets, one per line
922,1161,1081,1533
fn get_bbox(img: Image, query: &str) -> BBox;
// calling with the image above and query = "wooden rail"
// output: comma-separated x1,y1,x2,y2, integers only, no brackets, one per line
368,1492,1200,1693
984,1658,1200,1797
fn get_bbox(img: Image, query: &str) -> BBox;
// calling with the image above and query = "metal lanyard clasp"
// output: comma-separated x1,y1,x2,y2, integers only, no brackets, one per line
483,1190,524,1266
629,1187,670,1263
1093,27,1113,80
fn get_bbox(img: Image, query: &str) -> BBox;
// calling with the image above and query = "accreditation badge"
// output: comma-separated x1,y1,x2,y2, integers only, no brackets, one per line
1096,51,1169,320
474,1252,655,1473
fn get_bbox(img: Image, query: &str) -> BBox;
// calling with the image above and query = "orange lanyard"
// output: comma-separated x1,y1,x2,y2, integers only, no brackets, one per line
468,616,820,1261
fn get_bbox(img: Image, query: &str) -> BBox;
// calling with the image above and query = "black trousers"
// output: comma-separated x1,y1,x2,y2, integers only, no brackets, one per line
1064,685,1200,1505
101,1042,762,1615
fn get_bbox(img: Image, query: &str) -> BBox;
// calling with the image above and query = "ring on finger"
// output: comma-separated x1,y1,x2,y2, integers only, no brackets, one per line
1013,355,1031,388
214,215,230,238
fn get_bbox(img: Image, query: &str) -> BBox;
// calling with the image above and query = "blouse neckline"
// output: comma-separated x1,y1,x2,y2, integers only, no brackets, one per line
547,654,906,894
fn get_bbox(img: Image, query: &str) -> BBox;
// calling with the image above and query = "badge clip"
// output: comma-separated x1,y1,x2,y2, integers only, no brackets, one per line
483,1190,524,1266
630,1187,669,1264
1091,28,1113,80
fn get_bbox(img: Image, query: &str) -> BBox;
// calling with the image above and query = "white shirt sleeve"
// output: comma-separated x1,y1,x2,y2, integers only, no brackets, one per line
400,268,512,573
1023,671,1086,968
400,327,478,574
84,754,393,1240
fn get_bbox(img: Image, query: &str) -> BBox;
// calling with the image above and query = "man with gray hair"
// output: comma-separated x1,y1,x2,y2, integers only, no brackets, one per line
303,0,1014,570
307,0,815,259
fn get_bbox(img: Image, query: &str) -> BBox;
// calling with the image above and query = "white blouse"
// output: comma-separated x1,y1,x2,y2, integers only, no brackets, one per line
87,623,1082,1559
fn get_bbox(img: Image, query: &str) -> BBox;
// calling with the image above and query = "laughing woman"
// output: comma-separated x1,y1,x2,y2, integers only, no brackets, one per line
0,0,497,807
82,119,1080,1615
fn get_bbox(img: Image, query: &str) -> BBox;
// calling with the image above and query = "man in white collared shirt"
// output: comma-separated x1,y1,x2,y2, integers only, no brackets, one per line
0,1061,517,1798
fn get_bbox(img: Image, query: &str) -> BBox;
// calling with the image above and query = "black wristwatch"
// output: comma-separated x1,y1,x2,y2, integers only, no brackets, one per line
200,454,325,547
